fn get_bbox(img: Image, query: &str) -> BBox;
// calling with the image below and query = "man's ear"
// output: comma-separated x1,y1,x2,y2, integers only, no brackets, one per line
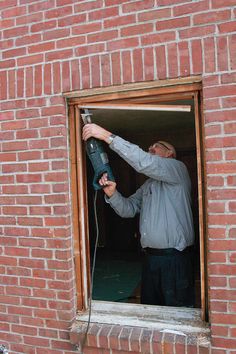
166,151,174,159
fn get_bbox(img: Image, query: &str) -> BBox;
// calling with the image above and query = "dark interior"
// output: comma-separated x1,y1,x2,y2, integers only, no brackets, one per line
85,98,201,307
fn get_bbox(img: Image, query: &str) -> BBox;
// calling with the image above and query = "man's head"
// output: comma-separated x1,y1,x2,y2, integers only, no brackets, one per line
149,141,176,159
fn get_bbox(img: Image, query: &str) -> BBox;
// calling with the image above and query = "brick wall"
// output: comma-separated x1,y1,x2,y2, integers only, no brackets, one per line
0,0,235,353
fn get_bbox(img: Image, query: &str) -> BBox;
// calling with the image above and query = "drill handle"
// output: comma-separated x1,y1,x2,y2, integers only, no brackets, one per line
93,165,115,191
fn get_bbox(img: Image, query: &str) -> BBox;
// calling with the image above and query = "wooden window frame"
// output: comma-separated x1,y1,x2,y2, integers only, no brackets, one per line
67,77,208,321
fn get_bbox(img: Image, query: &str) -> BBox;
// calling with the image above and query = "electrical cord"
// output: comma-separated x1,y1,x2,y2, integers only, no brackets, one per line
80,190,99,353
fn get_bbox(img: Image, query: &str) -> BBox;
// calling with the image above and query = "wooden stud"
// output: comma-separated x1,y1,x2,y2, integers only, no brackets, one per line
78,103,191,112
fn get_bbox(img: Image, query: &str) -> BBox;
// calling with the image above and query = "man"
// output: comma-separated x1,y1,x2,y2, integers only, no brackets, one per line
83,123,195,307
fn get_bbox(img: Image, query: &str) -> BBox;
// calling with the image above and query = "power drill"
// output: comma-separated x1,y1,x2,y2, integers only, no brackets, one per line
81,109,115,190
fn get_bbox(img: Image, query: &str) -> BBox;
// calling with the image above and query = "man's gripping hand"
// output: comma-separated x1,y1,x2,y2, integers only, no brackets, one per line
99,173,116,198
82,123,112,144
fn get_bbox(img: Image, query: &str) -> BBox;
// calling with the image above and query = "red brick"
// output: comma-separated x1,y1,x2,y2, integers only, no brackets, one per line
205,109,236,123
1,0,17,10
157,16,190,31
107,37,139,51
75,43,105,57
16,12,43,25
45,49,73,62
29,206,51,216
74,0,103,12
167,43,178,78
204,98,221,110
212,338,236,348
219,21,236,34
8,70,16,99
31,20,57,33
226,150,236,160
45,6,72,19
51,62,61,93
15,33,41,46
229,34,236,70
16,129,38,139
210,265,236,276
101,54,111,87
229,252,236,263
72,22,102,36
191,39,203,74
0,59,16,70
180,25,216,39
229,277,236,287
4,227,29,236
207,162,236,174
29,41,55,55
217,37,229,71
30,184,50,194
144,47,154,81
194,9,231,25
58,13,86,27
174,1,209,16
3,206,27,215
110,52,121,85
224,122,236,134
12,324,38,337
43,28,70,41
0,175,14,184
0,153,16,162
1,2,23,15
24,335,50,347
88,7,119,21
104,14,136,28
211,325,228,337
90,56,100,88
88,29,118,43
141,31,176,46
16,174,42,183
130,327,142,352
18,53,44,66
203,37,216,73
2,47,26,59
227,176,236,186
208,214,236,226
208,202,225,213
155,45,167,80
18,217,43,226
0,72,7,100
123,0,154,13
0,294,19,305
45,217,68,226
212,0,236,8
3,25,28,39
133,48,143,82
81,57,90,89
2,141,27,151
209,239,236,251
56,35,85,49
209,276,227,287
178,41,190,76
222,96,236,108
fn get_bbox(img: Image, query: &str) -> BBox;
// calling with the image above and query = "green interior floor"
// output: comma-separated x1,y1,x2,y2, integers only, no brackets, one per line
92,249,142,303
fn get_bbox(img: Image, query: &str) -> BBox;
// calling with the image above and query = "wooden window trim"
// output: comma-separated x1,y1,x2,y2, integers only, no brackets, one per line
68,79,207,320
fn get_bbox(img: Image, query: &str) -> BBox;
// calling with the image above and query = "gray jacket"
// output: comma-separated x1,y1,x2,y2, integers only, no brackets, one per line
106,136,195,251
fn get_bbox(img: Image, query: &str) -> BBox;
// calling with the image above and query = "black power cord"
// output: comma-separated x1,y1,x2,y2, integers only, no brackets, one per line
80,190,99,353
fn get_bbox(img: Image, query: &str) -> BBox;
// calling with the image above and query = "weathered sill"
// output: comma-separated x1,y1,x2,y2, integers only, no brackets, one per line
70,301,210,352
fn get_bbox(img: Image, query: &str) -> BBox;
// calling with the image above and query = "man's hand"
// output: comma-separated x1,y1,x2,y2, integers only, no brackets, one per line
82,123,112,144
99,173,116,197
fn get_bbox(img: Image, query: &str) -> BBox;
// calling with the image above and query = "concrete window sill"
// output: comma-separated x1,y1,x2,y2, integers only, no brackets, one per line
70,301,210,352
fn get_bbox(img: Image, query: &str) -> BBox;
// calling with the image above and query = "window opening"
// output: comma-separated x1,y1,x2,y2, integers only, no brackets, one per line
68,81,207,320
83,99,200,308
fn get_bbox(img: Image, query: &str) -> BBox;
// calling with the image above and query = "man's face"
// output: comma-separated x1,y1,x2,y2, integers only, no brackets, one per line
148,142,171,158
